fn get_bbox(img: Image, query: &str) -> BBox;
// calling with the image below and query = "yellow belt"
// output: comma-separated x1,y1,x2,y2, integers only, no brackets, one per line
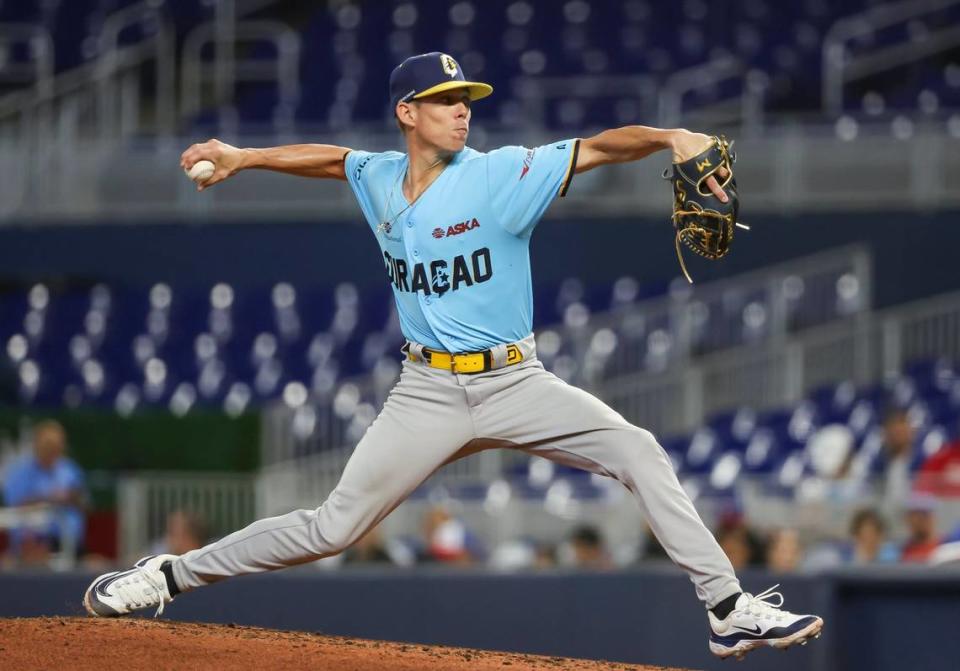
405,343,524,374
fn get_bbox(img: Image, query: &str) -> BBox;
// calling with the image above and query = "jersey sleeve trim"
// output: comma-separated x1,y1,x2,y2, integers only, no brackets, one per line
558,139,581,198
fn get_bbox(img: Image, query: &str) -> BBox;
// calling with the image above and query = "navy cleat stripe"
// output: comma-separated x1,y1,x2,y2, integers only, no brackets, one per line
94,568,138,597
710,617,818,647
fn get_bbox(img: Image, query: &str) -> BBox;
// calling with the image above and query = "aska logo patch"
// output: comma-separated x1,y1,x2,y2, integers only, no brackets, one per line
432,218,481,239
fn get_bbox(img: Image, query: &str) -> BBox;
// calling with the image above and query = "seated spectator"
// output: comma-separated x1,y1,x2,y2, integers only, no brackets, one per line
878,408,915,511
799,424,868,504
900,494,941,563
419,505,483,565
342,526,418,567
533,541,557,569
715,512,764,571
930,522,960,565
915,437,960,497
342,527,393,565
565,525,613,570
2,420,87,563
765,528,803,574
488,537,556,571
638,520,670,562
845,508,898,565
149,510,209,557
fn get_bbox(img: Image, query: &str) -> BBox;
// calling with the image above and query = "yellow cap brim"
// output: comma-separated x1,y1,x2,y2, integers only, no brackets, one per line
412,80,493,102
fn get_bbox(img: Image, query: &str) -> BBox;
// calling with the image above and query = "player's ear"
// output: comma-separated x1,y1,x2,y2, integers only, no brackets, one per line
396,101,415,133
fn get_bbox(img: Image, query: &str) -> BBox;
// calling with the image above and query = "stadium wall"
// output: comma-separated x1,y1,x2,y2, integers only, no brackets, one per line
1,211,958,308
1,568,955,671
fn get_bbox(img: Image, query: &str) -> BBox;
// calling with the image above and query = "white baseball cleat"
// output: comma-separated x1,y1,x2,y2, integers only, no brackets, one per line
84,554,178,617
707,585,823,661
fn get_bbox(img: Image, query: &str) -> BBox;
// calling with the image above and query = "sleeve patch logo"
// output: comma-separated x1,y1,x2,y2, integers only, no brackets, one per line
519,148,536,180
354,154,373,180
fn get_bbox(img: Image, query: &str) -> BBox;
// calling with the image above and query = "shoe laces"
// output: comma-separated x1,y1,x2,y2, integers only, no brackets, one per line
113,564,169,617
740,584,787,622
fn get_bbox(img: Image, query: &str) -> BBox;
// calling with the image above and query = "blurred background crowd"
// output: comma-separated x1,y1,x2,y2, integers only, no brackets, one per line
5,410,960,575
1,0,960,591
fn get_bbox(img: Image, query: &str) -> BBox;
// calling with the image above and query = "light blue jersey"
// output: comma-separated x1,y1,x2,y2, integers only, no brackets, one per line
345,140,580,352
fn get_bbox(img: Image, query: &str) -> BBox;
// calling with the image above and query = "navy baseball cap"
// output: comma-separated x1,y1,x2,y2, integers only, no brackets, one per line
389,52,493,109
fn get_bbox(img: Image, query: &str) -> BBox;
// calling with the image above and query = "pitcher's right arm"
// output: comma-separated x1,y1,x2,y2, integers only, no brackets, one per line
180,139,352,190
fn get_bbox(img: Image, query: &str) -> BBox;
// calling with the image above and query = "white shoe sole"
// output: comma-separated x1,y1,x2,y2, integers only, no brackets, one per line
710,617,824,661
83,556,171,618
83,570,122,617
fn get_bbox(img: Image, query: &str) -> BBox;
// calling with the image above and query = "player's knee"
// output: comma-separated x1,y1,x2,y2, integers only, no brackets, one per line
613,427,671,478
309,504,367,553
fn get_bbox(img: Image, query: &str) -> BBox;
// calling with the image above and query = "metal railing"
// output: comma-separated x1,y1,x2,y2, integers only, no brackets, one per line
602,291,960,437
657,55,768,130
510,74,658,130
3,124,959,223
0,1,176,219
0,504,76,571
117,472,255,564
822,0,960,114
181,19,302,134
259,246,871,467
601,316,882,436
0,23,54,96
258,286,960,513
570,245,872,388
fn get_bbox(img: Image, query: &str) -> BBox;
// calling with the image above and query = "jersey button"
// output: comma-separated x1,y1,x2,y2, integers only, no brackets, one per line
413,249,420,257
407,219,414,228
424,297,432,305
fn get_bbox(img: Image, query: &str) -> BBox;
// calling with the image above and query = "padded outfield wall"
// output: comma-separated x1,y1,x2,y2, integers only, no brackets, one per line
0,212,958,309
1,567,957,671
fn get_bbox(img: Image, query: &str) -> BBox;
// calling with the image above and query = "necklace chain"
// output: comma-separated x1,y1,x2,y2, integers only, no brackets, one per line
378,156,444,234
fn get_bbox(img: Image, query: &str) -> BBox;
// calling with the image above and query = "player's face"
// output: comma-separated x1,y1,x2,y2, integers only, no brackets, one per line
411,90,472,151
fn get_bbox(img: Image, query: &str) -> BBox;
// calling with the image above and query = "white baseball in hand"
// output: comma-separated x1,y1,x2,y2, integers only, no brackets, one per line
185,159,215,184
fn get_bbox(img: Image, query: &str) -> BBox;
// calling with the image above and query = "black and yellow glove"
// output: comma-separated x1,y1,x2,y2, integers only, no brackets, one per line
665,135,743,283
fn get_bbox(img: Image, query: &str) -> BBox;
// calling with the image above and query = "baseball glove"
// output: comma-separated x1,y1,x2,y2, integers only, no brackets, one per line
664,135,744,283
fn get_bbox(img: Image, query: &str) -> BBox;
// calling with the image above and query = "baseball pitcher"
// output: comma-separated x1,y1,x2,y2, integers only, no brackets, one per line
84,53,821,661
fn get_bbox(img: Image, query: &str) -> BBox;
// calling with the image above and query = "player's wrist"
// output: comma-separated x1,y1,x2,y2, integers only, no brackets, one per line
237,148,259,170
669,129,715,163
664,128,690,155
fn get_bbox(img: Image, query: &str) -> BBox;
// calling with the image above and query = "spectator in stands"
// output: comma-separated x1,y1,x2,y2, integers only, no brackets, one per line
341,527,416,566
565,525,613,570
900,494,941,563
419,505,483,565
150,510,209,557
915,434,960,497
879,408,915,511
533,541,557,569
488,537,557,571
342,528,391,564
2,420,87,562
845,508,898,565
930,522,960,565
800,424,867,504
715,512,764,570
638,520,670,562
765,528,803,574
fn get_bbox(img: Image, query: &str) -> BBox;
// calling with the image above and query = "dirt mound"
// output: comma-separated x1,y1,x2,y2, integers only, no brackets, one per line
0,617,689,671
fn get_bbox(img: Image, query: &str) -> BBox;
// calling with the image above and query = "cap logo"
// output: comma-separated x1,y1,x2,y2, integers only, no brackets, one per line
440,54,459,78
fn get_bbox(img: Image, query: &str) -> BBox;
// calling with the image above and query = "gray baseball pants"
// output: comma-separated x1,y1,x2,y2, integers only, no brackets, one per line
172,335,741,607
